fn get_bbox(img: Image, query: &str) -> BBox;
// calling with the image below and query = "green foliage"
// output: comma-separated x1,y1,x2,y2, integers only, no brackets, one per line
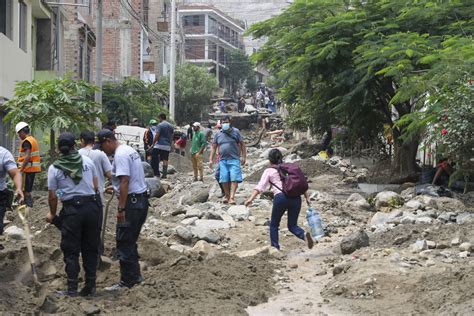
222,50,255,95
4,76,100,133
103,78,168,126
388,196,404,209
158,63,218,124
245,75,258,93
248,0,474,172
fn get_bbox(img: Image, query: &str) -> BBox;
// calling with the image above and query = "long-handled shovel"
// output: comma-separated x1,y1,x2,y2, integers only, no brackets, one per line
98,191,115,270
17,205,48,305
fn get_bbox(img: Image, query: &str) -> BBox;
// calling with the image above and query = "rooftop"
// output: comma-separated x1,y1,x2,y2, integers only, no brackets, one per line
179,4,245,31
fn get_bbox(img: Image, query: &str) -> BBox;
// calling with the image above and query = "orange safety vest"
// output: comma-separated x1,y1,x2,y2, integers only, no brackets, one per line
18,136,41,173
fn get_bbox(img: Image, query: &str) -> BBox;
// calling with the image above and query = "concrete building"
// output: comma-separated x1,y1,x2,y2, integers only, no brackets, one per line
0,0,58,149
178,4,245,87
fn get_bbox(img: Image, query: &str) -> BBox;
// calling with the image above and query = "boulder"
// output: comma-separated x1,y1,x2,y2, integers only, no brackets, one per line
142,161,154,177
185,209,203,219
411,240,428,252
175,226,193,242
289,140,316,159
370,209,403,226
4,226,25,240
346,193,366,203
459,242,472,252
220,213,236,228
189,226,220,244
181,217,198,226
260,147,288,159
340,229,369,255
400,187,416,200
145,177,166,198
375,191,403,211
191,240,216,257
405,199,423,210
284,154,301,163
227,205,250,221
183,191,209,206
456,213,474,225
194,219,231,230
437,212,457,223
162,164,177,175
435,197,465,213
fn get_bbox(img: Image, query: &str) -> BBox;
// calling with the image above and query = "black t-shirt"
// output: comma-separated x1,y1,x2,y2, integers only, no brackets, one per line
22,140,32,151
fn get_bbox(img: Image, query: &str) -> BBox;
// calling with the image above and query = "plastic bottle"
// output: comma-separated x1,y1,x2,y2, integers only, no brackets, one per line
56,189,65,199
306,207,325,239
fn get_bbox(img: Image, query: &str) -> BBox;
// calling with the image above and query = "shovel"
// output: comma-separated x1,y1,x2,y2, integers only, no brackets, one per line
16,205,48,305
98,191,115,270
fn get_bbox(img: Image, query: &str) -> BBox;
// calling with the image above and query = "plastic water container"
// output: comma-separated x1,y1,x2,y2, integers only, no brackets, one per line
306,208,325,239
56,189,65,199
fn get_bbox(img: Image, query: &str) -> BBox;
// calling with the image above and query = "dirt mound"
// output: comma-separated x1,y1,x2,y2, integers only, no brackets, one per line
246,158,342,183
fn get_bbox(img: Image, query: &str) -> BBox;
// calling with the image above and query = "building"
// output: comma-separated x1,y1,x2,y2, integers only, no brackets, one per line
0,0,59,149
178,4,245,88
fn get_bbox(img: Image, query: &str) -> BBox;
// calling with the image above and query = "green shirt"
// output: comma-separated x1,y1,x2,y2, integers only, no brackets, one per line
191,130,207,154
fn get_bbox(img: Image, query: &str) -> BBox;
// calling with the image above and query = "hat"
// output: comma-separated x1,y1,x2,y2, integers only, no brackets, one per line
149,119,157,125
192,122,201,127
96,129,115,146
58,132,76,149
15,122,29,133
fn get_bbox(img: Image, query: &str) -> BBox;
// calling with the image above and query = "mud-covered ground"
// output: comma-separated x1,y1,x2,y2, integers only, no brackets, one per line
1,134,473,315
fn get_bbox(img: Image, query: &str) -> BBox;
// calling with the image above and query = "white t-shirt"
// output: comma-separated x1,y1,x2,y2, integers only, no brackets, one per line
112,144,147,194
79,147,112,192
0,146,17,191
47,156,97,201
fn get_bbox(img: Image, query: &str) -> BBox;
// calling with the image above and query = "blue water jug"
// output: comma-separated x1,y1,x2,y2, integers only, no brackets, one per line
306,208,325,239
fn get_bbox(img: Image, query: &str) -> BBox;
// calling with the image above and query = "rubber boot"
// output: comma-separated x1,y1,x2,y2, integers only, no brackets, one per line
161,165,168,179
80,277,96,297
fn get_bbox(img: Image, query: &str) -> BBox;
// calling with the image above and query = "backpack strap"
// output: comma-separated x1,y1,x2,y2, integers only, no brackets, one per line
269,165,284,192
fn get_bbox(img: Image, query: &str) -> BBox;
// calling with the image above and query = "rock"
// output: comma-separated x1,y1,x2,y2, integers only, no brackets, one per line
375,191,403,211
38,262,57,281
203,211,223,220
436,242,450,249
399,214,416,224
191,240,216,258
175,226,193,242
400,187,416,200
190,226,220,244
145,177,166,198
80,302,100,315
163,164,177,175
333,263,351,276
171,207,187,216
170,244,191,253
4,226,25,240
363,278,376,286
183,191,209,205
220,213,236,228
235,246,270,258
459,242,472,252
346,193,371,210
142,161,154,177
194,219,231,230
260,147,288,159
370,212,390,226
451,237,461,246
413,195,438,209
393,235,410,245
426,240,437,249
459,251,470,258
228,205,250,221
405,199,423,210
255,218,270,226
289,263,298,269
181,217,198,226
289,140,316,159
415,217,433,225
435,197,465,213
185,209,203,219
340,230,369,255
456,213,474,225
437,212,456,223
411,240,428,252
40,296,59,314
425,259,436,267
284,154,301,163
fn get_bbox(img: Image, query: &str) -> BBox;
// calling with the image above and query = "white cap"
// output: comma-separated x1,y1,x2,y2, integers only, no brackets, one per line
193,122,201,127
15,122,29,133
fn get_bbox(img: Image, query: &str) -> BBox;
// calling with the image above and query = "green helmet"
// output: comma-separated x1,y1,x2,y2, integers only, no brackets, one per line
149,119,157,125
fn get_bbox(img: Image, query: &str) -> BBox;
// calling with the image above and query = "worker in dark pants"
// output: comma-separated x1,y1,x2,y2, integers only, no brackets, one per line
46,133,102,297
97,129,148,291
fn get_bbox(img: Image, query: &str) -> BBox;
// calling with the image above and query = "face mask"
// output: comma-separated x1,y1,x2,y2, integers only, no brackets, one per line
222,123,230,131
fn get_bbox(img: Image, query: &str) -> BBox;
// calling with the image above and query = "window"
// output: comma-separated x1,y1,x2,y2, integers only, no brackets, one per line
19,0,27,51
0,0,13,39
143,0,149,25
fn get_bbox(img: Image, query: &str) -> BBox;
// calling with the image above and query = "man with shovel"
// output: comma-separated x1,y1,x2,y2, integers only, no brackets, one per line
0,146,24,250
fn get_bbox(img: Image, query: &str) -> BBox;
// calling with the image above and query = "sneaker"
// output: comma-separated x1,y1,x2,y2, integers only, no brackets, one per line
79,286,96,297
217,191,225,198
305,232,314,249
104,283,128,292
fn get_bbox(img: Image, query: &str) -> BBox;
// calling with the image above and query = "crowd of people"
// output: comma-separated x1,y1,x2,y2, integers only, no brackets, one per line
0,111,316,299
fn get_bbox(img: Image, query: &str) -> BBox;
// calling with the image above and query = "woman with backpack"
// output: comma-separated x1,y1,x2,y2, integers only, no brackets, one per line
244,148,314,250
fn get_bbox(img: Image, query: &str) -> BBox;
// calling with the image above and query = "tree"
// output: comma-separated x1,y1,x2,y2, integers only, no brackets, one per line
245,75,258,93
103,78,168,126
158,63,218,124
3,76,101,157
248,0,474,175
222,50,254,96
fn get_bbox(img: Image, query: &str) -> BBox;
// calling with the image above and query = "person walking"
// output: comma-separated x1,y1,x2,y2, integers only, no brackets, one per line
209,116,247,204
143,119,158,162
15,122,41,207
0,146,24,250
244,149,314,250
97,129,148,291
46,133,102,296
237,97,245,113
210,121,225,198
151,113,174,179
190,122,207,182
79,131,112,201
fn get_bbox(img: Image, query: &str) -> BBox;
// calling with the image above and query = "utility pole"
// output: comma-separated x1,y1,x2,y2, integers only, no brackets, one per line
95,0,103,106
169,0,176,121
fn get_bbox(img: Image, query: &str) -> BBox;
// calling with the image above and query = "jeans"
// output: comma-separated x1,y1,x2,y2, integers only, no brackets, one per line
0,190,7,235
270,193,305,250
59,200,102,283
116,195,148,287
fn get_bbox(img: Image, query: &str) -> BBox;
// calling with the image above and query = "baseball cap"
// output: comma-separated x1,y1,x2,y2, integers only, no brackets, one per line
96,129,115,147
58,132,76,148
193,122,201,127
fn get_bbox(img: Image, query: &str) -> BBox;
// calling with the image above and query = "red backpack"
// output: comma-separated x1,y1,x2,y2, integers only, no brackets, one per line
270,163,309,197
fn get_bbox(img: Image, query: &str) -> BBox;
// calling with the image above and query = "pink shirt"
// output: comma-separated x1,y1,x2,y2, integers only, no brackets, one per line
255,167,283,195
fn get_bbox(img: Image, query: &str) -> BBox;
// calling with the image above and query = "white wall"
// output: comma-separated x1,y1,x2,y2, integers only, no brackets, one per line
0,0,34,100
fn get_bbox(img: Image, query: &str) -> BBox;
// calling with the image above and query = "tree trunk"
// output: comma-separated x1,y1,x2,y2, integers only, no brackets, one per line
49,129,56,160
392,135,420,176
